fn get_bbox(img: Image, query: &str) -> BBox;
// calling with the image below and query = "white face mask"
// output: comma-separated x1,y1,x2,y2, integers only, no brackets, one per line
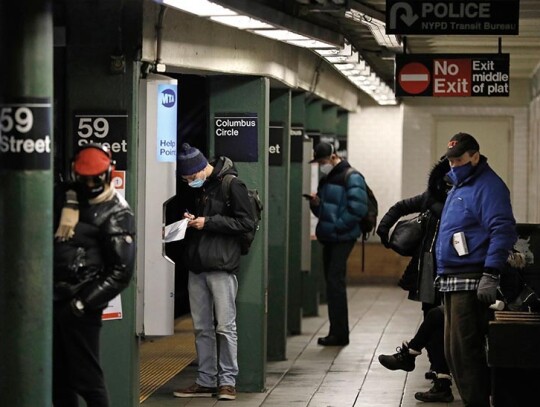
320,163,333,175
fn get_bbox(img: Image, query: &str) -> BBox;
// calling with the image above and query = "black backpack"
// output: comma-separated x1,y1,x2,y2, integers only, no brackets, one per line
345,168,378,239
222,174,263,255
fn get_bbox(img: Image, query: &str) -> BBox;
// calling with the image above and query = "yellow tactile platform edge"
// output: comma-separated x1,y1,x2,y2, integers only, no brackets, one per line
139,317,196,403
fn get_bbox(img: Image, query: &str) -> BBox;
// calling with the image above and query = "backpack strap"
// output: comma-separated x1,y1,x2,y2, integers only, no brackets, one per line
221,174,236,205
344,167,365,184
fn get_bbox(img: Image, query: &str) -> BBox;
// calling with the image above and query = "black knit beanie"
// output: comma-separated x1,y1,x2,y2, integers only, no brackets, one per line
177,143,208,176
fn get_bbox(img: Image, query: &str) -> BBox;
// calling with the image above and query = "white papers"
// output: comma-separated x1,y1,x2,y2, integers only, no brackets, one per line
163,218,189,242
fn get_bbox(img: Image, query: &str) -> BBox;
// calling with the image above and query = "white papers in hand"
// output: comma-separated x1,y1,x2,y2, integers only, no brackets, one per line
163,218,189,242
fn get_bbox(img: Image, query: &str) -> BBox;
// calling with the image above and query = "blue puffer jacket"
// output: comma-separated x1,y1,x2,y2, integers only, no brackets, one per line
436,156,517,275
311,160,368,242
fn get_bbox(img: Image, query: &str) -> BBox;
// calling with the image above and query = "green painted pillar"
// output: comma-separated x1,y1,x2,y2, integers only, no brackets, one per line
288,92,307,335
61,2,142,405
209,76,268,391
267,89,291,361
303,99,326,317
0,1,54,406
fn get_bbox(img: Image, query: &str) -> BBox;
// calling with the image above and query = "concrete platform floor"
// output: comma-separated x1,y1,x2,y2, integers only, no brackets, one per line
142,285,464,407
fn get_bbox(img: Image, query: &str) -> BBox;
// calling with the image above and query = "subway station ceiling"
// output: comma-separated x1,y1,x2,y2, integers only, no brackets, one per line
234,0,540,90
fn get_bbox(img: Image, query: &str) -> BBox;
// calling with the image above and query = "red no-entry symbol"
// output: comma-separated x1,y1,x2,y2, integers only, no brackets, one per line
398,62,431,95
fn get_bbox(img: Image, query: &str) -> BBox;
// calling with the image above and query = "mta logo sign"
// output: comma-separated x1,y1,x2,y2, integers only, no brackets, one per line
161,89,176,108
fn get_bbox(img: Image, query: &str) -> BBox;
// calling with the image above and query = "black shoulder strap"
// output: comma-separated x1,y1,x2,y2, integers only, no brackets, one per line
221,174,236,203
344,167,364,184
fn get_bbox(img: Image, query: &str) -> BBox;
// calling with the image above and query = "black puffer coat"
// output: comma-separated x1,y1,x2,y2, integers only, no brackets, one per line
54,185,136,310
376,159,450,304
183,156,254,274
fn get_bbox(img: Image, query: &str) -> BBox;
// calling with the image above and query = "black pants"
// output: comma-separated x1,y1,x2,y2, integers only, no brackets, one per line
409,305,450,374
53,301,110,407
321,240,355,340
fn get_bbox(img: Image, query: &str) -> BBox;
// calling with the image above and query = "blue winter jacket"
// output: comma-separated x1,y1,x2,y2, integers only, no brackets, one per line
311,160,368,242
436,156,516,275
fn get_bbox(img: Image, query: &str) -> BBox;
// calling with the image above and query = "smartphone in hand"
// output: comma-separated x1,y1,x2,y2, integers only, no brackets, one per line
302,194,313,200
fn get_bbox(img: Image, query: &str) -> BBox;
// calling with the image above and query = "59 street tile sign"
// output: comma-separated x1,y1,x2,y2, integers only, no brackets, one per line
386,0,519,35
395,54,510,97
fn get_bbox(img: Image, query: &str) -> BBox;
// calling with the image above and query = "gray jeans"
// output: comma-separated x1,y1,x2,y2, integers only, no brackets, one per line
189,270,239,387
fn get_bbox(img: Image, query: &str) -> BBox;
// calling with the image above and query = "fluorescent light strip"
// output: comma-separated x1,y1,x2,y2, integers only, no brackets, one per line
210,15,273,29
320,50,397,105
162,0,236,16
156,0,397,105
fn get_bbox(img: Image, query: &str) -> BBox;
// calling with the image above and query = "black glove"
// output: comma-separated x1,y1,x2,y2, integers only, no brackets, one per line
376,225,390,247
477,269,500,304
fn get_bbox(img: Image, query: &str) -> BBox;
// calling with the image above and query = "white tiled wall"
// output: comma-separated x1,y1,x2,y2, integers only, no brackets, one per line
348,104,529,225
348,106,404,239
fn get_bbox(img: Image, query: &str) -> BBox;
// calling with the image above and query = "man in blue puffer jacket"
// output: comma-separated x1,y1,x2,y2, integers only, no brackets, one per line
308,142,368,346
435,133,516,407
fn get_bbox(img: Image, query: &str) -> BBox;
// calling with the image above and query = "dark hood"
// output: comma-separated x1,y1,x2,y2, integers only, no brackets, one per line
210,156,238,179
427,159,451,203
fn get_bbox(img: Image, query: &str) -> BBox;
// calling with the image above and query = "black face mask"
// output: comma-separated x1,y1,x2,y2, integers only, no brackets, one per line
74,174,107,199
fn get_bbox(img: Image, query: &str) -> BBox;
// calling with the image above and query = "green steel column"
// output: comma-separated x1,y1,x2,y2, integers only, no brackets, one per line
303,99,326,316
209,76,269,391
267,89,291,361
287,92,307,335
0,1,54,407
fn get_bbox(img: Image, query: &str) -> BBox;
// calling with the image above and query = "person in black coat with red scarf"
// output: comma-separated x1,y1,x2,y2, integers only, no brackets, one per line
375,158,454,403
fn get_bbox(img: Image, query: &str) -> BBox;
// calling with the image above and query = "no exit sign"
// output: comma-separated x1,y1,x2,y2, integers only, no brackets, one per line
395,54,510,97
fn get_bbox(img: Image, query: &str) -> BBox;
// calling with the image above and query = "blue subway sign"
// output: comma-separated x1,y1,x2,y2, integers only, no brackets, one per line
214,113,258,162
157,84,177,162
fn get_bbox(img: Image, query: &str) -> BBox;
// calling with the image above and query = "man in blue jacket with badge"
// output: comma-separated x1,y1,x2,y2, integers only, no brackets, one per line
435,133,517,407
308,142,368,346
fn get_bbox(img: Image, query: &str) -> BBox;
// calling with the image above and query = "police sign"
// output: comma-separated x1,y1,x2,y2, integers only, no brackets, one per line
386,0,519,35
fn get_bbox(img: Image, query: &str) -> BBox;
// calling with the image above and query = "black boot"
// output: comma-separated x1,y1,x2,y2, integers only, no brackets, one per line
414,377,454,403
378,342,419,372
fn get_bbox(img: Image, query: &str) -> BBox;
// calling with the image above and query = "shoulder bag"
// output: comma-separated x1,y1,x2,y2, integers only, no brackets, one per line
388,212,428,257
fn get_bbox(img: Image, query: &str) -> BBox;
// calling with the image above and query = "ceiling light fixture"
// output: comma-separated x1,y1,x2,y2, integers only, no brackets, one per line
155,0,397,105
344,9,402,53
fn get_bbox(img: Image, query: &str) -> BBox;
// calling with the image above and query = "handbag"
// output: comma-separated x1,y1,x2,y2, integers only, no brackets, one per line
388,212,427,256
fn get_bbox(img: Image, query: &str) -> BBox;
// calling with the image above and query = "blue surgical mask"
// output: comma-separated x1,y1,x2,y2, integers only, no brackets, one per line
188,178,205,188
450,162,474,183
320,163,333,175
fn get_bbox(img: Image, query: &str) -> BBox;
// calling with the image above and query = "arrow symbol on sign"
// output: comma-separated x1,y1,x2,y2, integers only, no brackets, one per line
390,2,419,29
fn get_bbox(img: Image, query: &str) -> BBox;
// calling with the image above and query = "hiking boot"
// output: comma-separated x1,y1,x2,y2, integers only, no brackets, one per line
173,383,217,398
425,370,437,380
414,378,454,403
378,342,419,372
217,385,236,401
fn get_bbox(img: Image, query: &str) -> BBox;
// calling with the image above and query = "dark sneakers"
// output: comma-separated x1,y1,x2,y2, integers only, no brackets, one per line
218,385,237,401
173,383,217,398
317,335,349,346
414,378,454,403
378,342,418,372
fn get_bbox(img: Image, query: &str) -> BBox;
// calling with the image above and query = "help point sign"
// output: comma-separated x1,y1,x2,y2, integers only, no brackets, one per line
395,53,510,97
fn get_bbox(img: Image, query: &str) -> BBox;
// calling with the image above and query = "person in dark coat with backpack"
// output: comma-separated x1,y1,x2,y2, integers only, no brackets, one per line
376,158,454,403
307,142,368,346
173,143,254,401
